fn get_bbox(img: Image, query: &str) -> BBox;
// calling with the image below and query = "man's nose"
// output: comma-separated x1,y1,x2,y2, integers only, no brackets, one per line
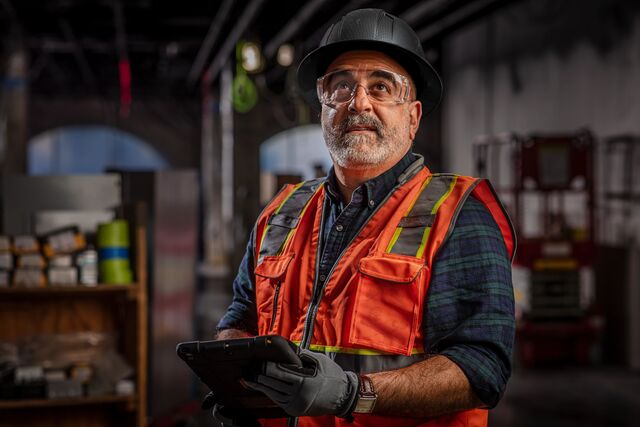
348,84,372,113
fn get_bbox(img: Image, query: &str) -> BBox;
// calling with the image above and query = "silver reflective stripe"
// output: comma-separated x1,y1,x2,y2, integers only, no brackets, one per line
389,174,456,257
332,352,428,374
257,178,323,264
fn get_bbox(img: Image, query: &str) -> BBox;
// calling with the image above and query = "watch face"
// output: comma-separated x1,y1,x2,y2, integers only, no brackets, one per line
354,396,377,413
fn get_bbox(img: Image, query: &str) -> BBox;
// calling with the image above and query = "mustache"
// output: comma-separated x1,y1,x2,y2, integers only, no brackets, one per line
338,114,384,138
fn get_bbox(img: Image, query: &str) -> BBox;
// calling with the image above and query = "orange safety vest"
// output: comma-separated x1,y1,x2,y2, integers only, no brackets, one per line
253,158,516,427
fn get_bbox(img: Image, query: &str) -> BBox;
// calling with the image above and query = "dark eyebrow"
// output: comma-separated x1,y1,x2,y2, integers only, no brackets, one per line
369,70,396,81
327,69,354,79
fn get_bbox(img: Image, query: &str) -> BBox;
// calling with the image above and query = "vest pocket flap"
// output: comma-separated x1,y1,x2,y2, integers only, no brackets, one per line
268,213,300,229
255,254,294,279
357,255,424,283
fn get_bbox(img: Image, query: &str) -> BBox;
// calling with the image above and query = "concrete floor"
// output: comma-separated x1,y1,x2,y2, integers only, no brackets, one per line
490,368,640,427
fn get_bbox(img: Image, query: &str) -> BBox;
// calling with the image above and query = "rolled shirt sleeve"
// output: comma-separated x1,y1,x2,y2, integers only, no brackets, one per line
423,196,515,408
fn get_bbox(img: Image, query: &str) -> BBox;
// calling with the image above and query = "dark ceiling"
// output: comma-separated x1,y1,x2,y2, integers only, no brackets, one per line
0,0,519,100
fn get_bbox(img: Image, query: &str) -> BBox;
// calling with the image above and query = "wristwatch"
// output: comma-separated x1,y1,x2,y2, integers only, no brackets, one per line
353,374,377,413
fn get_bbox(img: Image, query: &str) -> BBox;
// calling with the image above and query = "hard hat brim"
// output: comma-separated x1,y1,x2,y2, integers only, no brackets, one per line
296,40,443,115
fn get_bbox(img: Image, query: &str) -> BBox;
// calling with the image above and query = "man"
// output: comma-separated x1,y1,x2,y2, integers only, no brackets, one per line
213,8,516,427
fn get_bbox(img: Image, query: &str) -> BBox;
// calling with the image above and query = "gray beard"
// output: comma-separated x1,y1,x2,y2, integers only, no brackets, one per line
323,114,409,169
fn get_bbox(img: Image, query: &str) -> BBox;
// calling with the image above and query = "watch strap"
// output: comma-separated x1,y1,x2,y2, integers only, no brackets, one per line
353,374,377,413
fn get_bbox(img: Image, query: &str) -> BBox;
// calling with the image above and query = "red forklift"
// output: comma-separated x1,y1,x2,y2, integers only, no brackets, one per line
474,129,602,366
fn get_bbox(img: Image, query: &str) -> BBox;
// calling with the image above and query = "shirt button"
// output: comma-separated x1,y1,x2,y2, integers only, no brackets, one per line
319,275,326,282
368,200,375,207
336,224,344,232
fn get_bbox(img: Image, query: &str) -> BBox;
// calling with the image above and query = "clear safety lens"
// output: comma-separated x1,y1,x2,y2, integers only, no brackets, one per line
316,68,411,108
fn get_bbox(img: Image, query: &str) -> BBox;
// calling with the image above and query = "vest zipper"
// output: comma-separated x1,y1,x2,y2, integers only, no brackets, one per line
300,169,420,349
270,280,282,332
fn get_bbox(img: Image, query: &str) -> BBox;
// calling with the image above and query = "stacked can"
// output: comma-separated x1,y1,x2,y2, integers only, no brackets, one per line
76,249,98,286
97,220,132,285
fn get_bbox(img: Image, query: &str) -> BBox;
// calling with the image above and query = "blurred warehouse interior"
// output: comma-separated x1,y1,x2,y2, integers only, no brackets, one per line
0,0,639,426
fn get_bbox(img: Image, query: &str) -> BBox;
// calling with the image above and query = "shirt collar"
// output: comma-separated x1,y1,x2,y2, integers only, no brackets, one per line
325,150,418,208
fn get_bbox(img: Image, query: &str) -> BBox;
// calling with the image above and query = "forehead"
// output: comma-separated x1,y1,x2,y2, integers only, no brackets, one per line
325,50,410,77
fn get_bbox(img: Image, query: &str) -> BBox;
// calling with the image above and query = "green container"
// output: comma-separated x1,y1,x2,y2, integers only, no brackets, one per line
97,220,130,248
99,258,133,285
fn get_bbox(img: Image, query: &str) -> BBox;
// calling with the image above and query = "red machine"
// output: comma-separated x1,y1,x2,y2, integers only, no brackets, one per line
474,130,601,366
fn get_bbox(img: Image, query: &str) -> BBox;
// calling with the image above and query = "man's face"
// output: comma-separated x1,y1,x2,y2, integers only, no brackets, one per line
320,50,422,169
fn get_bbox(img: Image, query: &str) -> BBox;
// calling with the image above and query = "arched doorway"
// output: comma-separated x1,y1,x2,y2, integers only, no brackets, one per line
28,125,168,175
259,124,331,204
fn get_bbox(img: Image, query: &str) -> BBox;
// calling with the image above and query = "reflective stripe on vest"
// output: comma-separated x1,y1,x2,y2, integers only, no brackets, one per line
386,174,458,257
257,178,323,264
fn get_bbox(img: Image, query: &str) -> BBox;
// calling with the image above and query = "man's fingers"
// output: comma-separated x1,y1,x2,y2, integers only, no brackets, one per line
264,361,306,383
245,378,289,397
244,379,292,406
254,374,297,396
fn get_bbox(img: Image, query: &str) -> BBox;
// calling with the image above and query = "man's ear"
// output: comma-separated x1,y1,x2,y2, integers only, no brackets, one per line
408,101,422,141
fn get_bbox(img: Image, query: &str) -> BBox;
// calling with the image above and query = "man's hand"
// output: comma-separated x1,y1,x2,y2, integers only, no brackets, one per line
246,349,359,418
202,392,259,427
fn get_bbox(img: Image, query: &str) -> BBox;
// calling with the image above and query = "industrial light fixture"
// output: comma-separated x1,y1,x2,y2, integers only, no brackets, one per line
241,41,264,73
277,43,294,67
165,42,180,58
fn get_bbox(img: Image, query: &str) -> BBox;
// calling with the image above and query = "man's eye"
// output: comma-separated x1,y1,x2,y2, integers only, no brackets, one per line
372,83,390,92
335,81,352,91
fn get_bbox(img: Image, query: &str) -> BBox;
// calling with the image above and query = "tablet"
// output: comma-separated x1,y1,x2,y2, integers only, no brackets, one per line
176,335,302,419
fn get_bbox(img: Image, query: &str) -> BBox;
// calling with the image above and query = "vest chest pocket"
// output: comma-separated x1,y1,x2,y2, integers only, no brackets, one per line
254,254,294,335
348,254,426,356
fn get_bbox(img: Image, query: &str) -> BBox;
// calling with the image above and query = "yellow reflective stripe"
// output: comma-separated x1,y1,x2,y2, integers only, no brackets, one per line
406,174,433,215
415,227,432,259
385,227,403,253
413,176,457,258
291,342,424,356
258,182,305,255
276,183,323,255
430,175,457,214
385,175,433,254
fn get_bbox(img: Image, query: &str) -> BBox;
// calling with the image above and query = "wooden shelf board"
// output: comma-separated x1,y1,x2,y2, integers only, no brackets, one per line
0,284,139,297
0,394,135,410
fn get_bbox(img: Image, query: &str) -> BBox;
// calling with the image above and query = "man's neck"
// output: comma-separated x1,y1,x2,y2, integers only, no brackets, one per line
333,151,410,204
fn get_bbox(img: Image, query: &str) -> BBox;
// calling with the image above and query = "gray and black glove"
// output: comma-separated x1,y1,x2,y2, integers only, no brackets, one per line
246,348,359,418
202,392,260,427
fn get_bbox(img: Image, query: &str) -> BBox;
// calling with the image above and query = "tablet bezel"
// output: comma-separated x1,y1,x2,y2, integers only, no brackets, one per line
176,335,301,419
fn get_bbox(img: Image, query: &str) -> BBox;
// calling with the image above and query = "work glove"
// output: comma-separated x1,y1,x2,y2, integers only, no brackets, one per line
245,348,359,418
202,392,260,427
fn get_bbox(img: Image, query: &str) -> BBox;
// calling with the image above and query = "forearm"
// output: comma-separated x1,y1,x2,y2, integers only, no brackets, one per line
368,355,484,418
215,328,253,340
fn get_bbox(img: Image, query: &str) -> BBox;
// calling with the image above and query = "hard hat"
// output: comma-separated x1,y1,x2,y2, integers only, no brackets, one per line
297,8,443,114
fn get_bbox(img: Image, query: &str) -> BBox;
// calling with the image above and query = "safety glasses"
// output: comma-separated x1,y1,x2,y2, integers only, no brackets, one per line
316,68,412,108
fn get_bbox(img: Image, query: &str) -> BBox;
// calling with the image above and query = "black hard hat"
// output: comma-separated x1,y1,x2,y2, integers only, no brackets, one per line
297,8,443,114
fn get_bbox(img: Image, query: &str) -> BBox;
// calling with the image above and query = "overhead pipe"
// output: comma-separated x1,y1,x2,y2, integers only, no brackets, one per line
417,0,521,42
187,0,235,87
263,0,328,60
399,0,451,27
204,0,266,83
59,19,97,89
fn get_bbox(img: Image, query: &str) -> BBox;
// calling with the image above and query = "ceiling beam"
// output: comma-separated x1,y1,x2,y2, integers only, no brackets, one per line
29,37,160,54
263,0,328,60
417,0,521,42
399,0,451,27
187,0,234,87
204,0,266,83
59,19,97,88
